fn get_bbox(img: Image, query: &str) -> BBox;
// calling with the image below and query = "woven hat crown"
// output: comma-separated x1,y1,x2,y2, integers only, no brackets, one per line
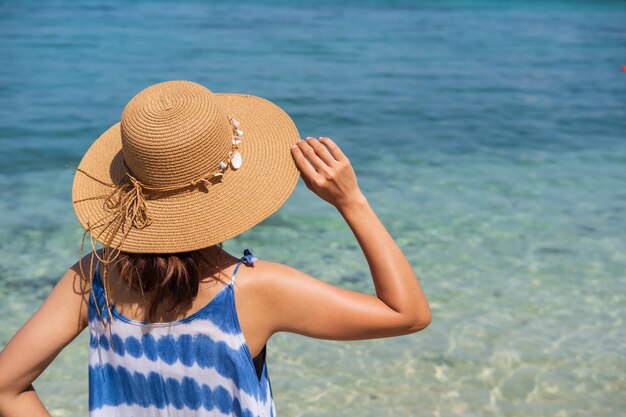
120,80,232,187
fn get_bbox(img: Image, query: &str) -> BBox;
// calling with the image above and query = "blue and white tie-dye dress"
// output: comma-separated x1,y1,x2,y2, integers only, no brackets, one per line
88,249,277,417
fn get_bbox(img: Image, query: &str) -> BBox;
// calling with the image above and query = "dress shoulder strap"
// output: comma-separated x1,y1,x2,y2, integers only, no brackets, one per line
91,258,102,291
230,248,257,283
89,258,110,321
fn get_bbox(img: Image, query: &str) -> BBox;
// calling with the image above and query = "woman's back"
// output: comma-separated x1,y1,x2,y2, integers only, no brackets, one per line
88,249,275,417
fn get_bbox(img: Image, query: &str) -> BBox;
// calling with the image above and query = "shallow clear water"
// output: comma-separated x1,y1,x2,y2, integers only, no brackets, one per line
1,1,625,416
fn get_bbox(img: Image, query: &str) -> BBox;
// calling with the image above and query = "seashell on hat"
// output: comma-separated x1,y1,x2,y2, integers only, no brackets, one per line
70,80,300,254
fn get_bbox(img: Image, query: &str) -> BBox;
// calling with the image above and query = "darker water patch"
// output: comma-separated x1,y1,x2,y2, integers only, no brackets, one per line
535,247,576,256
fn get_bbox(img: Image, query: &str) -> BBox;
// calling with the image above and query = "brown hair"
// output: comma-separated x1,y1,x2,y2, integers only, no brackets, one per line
94,243,228,324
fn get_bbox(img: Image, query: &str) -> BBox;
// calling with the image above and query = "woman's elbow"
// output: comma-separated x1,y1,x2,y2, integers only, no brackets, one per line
406,308,432,333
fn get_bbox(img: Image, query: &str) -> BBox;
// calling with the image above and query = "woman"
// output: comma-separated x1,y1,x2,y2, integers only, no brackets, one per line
0,80,431,416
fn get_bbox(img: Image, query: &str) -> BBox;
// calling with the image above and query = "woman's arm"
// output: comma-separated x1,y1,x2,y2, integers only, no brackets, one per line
251,137,430,340
0,257,92,416
339,194,432,331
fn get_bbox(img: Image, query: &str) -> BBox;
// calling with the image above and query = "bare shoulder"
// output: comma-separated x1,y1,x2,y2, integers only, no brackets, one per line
66,248,103,289
235,258,302,293
234,257,333,304
58,249,103,328
233,256,428,340
231,257,320,341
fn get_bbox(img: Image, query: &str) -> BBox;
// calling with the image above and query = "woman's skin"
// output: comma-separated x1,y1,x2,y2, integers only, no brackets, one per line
0,136,431,416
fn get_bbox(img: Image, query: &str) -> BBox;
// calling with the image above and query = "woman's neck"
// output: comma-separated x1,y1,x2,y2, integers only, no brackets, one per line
195,245,240,273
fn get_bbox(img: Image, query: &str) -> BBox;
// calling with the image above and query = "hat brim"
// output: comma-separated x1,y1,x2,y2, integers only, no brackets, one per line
71,93,300,253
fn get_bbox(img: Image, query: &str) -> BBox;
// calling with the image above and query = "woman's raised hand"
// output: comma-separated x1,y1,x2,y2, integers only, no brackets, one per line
290,137,365,210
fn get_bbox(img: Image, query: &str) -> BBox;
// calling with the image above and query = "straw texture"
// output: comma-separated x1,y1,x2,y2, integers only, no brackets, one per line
71,80,300,253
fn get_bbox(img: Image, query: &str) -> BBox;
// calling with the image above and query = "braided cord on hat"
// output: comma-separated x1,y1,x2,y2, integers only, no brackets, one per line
68,117,244,330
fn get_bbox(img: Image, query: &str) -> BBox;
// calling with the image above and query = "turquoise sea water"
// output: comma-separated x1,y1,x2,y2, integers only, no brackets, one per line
1,1,625,416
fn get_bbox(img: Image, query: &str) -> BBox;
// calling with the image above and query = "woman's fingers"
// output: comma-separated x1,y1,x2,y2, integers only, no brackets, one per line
319,137,348,163
296,137,332,175
291,141,322,183
306,137,338,166
300,170,315,191
290,135,362,208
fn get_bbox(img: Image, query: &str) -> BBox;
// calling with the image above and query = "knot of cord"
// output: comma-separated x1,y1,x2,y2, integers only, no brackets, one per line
104,173,153,231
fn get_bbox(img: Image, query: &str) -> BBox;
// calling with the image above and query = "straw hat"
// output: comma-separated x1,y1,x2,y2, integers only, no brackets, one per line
70,80,300,254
